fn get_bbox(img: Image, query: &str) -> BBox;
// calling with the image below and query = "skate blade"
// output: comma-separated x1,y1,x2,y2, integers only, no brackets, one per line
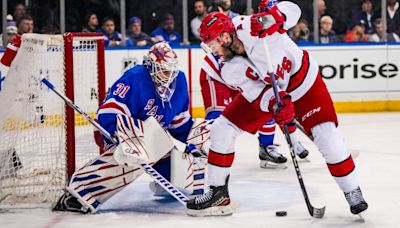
355,212,366,223
187,205,233,217
259,161,288,169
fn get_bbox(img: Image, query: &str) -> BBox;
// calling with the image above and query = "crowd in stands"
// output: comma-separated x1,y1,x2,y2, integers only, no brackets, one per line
2,0,400,49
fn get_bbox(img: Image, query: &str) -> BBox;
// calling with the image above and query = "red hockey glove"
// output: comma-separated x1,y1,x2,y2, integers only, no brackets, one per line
1,34,22,67
268,91,295,126
250,6,285,38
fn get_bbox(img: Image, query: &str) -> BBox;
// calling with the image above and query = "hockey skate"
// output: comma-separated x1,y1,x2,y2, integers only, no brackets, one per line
293,141,309,159
53,192,91,214
259,144,288,169
187,176,232,217
344,187,368,214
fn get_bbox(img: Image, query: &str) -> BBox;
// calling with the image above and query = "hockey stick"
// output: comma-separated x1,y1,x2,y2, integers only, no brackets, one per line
262,40,325,218
41,78,189,206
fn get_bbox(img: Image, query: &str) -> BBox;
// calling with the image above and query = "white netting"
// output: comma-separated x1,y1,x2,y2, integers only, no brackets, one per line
0,34,102,208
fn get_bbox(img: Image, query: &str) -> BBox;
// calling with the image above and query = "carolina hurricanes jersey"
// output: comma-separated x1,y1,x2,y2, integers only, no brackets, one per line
97,64,193,143
203,2,319,113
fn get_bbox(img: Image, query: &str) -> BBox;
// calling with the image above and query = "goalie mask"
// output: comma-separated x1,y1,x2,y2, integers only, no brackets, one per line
144,42,179,102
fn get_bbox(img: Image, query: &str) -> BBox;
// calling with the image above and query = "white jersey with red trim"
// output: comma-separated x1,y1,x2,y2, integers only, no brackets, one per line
217,3,319,112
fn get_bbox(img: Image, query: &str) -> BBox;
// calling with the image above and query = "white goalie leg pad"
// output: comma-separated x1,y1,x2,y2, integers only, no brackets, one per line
114,115,175,167
66,146,145,213
170,146,207,196
311,122,359,193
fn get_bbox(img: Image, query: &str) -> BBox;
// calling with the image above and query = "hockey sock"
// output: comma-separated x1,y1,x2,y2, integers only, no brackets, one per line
207,149,234,186
258,119,276,147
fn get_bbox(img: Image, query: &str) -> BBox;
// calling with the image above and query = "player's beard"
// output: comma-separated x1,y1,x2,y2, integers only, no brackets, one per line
221,41,234,61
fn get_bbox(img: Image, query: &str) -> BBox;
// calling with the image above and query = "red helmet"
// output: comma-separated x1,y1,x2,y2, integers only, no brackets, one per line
199,12,234,43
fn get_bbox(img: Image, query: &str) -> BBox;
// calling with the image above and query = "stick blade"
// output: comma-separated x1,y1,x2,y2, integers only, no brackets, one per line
310,206,326,218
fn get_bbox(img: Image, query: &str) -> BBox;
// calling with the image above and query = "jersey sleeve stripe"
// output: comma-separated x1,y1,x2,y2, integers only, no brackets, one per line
98,98,132,116
287,50,310,93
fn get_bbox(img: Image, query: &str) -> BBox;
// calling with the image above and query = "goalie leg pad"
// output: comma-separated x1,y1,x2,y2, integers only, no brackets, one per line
66,147,145,213
170,148,207,196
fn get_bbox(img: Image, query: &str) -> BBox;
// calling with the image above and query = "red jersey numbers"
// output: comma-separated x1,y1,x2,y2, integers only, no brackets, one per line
246,57,292,83
276,56,292,78
263,56,293,84
113,83,130,98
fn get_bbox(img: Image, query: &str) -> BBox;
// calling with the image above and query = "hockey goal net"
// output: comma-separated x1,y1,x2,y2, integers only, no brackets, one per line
0,33,106,208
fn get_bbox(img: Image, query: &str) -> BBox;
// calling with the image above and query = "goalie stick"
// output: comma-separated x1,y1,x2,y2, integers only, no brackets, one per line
262,39,325,218
40,78,189,206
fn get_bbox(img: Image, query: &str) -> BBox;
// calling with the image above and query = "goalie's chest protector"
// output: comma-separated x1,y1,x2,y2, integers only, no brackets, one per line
113,65,189,128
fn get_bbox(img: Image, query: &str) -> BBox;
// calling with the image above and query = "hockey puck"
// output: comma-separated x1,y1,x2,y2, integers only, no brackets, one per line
275,211,287,217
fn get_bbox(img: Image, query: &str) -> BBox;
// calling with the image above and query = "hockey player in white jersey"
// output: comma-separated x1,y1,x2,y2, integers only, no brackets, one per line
201,51,312,170
186,1,368,216
199,0,309,169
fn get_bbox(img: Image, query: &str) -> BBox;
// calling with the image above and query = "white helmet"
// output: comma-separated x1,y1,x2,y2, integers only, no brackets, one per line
144,42,179,102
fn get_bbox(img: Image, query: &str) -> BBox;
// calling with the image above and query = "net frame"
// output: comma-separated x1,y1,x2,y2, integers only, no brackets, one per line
0,32,106,209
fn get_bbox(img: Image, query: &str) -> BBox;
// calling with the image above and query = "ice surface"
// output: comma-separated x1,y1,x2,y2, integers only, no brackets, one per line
1,113,399,228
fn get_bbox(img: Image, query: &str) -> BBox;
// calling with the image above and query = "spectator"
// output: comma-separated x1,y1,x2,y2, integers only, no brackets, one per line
100,17,123,47
351,0,376,35
0,16,18,49
318,0,327,17
13,3,27,23
82,12,99,33
319,15,338,43
387,0,400,35
190,0,208,43
209,0,238,18
290,19,311,43
151,13,182,46
126,16,154,47
343,21,369,42
369,18,400,42
17,15,34,34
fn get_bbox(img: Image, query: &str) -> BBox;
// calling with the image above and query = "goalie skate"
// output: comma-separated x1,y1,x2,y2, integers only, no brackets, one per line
53,192,91,214
259,144,287,169
187,176,232,217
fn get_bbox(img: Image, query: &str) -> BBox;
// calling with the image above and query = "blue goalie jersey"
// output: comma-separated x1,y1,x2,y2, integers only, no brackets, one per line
97,64,193,144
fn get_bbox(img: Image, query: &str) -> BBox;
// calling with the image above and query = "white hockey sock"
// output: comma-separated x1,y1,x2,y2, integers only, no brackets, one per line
207,164,230,187
312,122,360,193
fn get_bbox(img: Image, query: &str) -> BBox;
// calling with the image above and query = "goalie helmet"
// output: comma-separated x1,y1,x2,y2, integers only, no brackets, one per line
199,12,234,44
144,42,179,102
